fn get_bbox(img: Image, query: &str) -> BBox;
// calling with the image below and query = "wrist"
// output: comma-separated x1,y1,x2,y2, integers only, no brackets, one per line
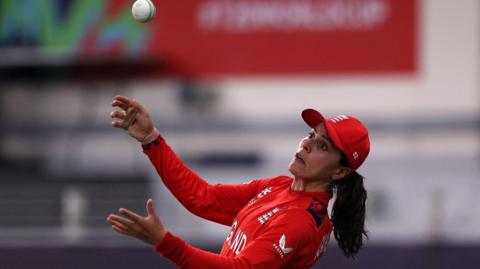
154,230,173,251
141,128,160,144
155,229,168,246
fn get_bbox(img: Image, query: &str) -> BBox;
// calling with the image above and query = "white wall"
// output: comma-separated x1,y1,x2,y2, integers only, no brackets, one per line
216,0,479,122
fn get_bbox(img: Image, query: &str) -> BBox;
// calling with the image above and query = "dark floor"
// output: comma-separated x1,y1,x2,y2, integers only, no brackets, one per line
1,244,479,269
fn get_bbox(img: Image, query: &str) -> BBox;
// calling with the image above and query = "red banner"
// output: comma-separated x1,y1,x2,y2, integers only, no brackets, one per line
147,0,418,76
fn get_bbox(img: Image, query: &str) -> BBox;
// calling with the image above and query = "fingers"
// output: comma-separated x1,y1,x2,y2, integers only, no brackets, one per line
114,96,145,113
114,95,131,104
111,98,131,129
107,214,136,237
119,207,144,224
111,96,143,130
146,198,156,216
110,108,137,129
107,213,146,238
111,99,129,111
111,118,130,129
111,224,129,235
110,110,126,120
122,107,138,130
107,214,136,227
111,121,125,129
108,215,130,231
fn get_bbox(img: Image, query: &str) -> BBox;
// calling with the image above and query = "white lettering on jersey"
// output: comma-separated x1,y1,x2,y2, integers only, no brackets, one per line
225,221,248,255
258,187,272,198
329,115,349,123
315,234,331,260
248,187,272,205
257,207,280,224
225,221,238,242
273,234,293,259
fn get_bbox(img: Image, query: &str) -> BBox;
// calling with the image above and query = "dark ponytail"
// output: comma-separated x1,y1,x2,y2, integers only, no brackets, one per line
331,155,368,258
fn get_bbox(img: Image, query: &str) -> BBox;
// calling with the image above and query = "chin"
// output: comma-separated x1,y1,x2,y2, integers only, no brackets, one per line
288,162,300,177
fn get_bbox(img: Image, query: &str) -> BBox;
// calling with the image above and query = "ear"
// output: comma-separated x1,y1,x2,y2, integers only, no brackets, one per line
332,166,352,181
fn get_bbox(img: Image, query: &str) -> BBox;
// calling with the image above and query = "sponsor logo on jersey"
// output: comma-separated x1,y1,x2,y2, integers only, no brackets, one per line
257,207,280,224
273,234,293,259
248,187,272,205
225,221,248,255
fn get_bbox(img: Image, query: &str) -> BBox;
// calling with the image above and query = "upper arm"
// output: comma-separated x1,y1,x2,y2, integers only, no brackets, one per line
144,137,269,225
198,180,262,224
207,176,283,217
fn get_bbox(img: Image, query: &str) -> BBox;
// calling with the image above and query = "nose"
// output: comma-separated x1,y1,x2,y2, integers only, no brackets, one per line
301,138,312,153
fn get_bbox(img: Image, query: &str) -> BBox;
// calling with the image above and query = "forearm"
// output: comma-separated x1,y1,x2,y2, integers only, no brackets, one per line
156,232,252,269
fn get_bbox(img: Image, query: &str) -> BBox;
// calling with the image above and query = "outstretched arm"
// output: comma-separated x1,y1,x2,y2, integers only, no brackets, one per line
110,96,260,225
108,200,321,269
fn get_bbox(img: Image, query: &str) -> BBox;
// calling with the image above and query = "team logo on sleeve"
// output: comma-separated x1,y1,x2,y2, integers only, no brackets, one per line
273,234,293,259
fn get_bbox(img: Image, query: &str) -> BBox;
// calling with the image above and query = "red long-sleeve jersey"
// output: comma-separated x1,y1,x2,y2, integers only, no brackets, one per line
142,135,333,269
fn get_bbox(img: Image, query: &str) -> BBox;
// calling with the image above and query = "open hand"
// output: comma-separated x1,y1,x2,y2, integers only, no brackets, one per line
107,199,167,246
110,95,158,143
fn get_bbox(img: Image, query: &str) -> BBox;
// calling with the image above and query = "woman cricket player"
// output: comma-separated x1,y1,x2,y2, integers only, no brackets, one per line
107,95,370,268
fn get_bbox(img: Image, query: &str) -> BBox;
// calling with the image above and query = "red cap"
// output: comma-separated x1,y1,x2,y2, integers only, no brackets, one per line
301,109,370,170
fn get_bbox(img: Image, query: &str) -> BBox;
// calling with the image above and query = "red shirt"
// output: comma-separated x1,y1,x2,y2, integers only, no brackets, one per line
143,136,333,269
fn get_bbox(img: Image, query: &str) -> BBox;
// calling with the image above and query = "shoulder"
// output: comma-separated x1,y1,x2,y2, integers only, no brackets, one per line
277,196,331,232
305,197,330,228
254,175,292,190
265,208,319,250
270,208,317,232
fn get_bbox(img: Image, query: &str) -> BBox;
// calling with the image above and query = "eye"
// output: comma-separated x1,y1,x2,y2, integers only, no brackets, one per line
317,141,328,151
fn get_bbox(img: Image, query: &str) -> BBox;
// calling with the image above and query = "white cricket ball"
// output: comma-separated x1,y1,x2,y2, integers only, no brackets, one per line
132,0,156,23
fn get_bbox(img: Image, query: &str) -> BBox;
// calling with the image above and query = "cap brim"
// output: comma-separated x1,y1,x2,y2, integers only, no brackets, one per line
301,109,325,127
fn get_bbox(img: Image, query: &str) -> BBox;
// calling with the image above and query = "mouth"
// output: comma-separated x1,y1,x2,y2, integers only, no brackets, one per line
295,153,305,164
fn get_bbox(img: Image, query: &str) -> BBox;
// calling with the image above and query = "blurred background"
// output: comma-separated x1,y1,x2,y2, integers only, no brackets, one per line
0,0,479,268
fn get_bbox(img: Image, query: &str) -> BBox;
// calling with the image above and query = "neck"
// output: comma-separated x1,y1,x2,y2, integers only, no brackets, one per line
291,177,331,192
